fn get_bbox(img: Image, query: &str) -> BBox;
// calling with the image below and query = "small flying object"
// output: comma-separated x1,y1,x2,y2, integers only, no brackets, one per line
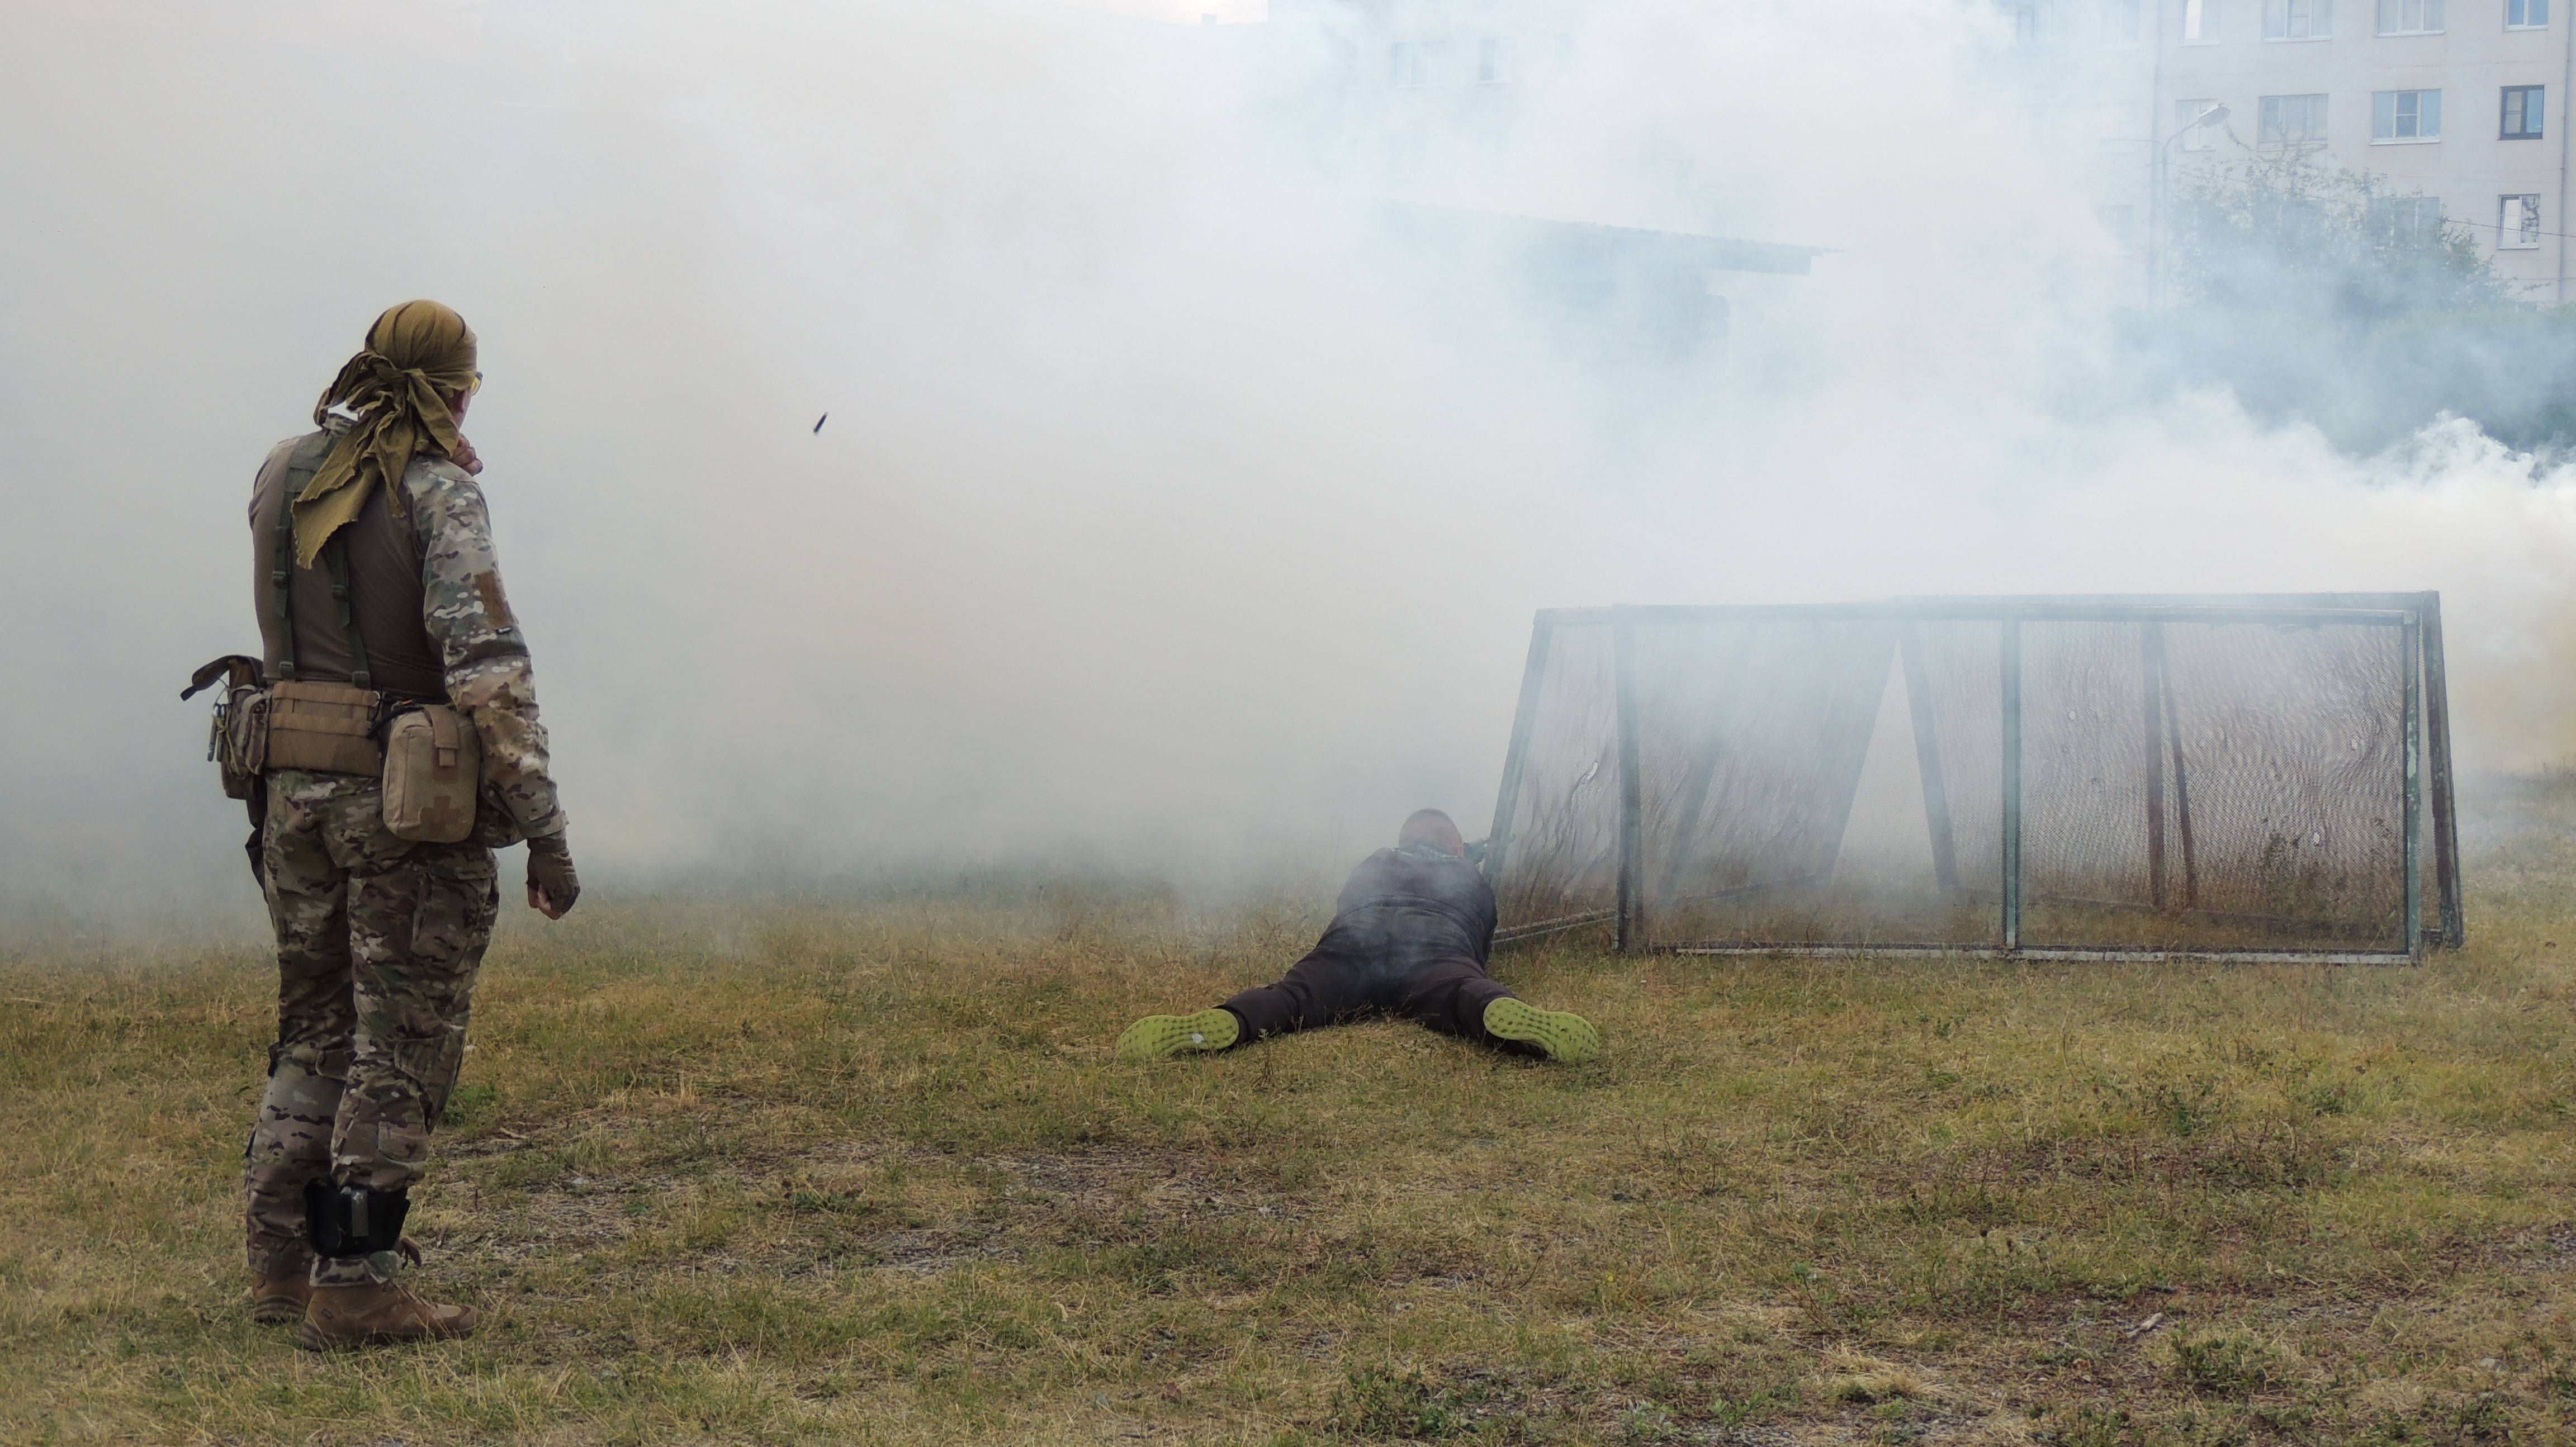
813,412,828,434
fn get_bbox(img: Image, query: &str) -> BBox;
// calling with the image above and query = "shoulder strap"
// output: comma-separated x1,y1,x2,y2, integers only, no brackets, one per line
270,431,354,685
321,537,373,692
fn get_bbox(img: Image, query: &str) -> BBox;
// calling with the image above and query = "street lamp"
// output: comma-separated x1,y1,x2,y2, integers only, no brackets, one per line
2147,102,2230,307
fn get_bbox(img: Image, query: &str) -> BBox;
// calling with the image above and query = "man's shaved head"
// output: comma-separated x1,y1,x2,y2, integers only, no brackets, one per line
1398,808,1465,857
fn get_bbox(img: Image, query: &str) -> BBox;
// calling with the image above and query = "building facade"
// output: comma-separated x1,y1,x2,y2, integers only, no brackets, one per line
2038,0,2576,298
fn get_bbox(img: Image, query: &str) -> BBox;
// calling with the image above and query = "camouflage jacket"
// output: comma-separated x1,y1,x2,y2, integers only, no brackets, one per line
399,452,567,841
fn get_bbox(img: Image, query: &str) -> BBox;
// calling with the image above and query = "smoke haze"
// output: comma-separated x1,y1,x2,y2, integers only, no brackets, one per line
6,0,2575,936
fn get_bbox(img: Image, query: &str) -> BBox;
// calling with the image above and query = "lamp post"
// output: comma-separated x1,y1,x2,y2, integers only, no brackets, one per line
2147,102,2230,308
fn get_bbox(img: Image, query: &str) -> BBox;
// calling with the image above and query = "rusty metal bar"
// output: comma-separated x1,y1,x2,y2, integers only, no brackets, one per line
2404,614,2424,960
2418,592,2464,948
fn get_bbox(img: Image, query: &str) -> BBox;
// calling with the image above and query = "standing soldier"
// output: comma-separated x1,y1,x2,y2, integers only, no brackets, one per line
239,301,578,1351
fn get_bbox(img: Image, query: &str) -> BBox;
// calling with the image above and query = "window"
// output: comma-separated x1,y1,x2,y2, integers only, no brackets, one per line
2006,1,2059,40
2500,194,2544,247
2102,0,2141,40
2260,92,2330,143
2376,0,2443,32
2504,85,2546,137
2371,88,2440,140
1390,41,1428,87
2176,98,2225,148
1476,36,1510,83
2374,194,2444,245
2264,0,2331,38
2509,0,2549,26
2183,0,2221,40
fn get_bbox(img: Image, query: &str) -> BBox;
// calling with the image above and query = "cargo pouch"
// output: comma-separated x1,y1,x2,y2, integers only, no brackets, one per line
382,705,481,843
183,654,269,800
264,680,386,776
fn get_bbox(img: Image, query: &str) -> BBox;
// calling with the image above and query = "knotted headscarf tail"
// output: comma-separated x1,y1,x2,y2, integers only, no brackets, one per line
292,300,479,568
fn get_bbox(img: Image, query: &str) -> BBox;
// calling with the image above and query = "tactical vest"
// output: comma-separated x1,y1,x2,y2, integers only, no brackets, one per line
248,431,447,702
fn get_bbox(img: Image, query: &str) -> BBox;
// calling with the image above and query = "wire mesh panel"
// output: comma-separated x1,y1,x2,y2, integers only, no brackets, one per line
1903,620,2008,933
1620,611,1992,947
1486,596,2459,961
1486,615,1621,941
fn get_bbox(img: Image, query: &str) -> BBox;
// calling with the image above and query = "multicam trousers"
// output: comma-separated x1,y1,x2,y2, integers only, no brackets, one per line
244,768,498,1285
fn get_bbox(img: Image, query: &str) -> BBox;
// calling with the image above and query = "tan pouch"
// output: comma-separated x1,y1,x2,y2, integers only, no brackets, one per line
183,654,272,799
382,705,481,844
217,686,271,799
263,680,385,776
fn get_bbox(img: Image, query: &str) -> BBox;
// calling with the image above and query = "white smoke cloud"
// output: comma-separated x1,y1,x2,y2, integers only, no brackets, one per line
3,0,2572,934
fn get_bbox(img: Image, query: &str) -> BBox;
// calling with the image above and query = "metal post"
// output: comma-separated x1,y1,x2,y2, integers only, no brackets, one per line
2163,663,2200,910
1612,606,1645,953
2001,616,2024,953
1481,615,1557,888
2402,615,2423,960
2142,623,2169,910
1899,624,1960,893
2418,593,2465,948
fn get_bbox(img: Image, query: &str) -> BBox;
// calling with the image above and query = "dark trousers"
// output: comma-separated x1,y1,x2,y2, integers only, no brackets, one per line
1221,946,1517,1047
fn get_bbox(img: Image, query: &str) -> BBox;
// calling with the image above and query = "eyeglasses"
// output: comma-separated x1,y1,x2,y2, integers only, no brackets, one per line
467,371,484,396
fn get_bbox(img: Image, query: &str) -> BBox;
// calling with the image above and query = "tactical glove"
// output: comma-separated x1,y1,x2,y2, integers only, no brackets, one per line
526,831,580,918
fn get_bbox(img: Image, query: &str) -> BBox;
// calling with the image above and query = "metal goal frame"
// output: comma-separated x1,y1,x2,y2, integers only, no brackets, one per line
1483,593,2463,964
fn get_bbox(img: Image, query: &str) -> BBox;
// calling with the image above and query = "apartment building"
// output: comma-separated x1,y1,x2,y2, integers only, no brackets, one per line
2054,0,2576,297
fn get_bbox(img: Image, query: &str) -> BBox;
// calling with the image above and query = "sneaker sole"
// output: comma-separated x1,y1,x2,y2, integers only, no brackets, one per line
1483,998,1601,1063
1114,1009,1239,1062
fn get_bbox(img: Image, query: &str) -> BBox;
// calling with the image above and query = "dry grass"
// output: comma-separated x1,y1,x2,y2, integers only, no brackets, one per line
6,817,2576,1445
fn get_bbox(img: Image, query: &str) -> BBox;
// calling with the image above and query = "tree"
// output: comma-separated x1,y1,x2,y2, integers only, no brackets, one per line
2129,151,2576,453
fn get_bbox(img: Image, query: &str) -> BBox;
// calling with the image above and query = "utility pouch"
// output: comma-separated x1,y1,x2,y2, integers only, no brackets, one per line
264,680,385,776
382,705,481,843
182,654,269,800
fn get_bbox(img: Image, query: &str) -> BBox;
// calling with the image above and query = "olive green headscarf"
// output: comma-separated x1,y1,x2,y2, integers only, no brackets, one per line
293,300,479,567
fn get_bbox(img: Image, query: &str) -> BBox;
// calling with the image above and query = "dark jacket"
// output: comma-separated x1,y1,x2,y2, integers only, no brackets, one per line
1315,843,1499,974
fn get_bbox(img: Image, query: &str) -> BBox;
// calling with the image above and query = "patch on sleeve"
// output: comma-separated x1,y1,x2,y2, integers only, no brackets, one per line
475,572,516,628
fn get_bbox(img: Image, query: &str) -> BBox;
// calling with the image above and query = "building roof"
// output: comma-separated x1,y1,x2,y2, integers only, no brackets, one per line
1387,202,1831,276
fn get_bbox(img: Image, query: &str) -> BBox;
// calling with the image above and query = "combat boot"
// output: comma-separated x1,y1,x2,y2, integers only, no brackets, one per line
297,1183,472,1350
247,1271,311,1326
295,1276,479,1352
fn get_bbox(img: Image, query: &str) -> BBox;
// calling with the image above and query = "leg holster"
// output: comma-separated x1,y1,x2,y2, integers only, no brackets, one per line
304,1179,410,1259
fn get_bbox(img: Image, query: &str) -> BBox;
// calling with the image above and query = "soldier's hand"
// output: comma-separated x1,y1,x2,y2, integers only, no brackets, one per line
525,831,579,919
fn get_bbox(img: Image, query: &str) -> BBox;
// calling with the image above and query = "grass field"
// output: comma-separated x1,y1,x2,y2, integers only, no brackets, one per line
7,797,2576,1445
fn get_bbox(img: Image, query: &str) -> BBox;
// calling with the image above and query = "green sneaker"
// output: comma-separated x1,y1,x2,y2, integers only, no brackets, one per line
1115,1008,1240,1062
1483,998,1601,1063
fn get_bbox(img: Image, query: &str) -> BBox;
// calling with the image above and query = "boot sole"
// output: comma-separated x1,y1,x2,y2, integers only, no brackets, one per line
294,1318,477,1352
1115,1009,1239,1062
250,1294,306,1327
1483,998,1602,1063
